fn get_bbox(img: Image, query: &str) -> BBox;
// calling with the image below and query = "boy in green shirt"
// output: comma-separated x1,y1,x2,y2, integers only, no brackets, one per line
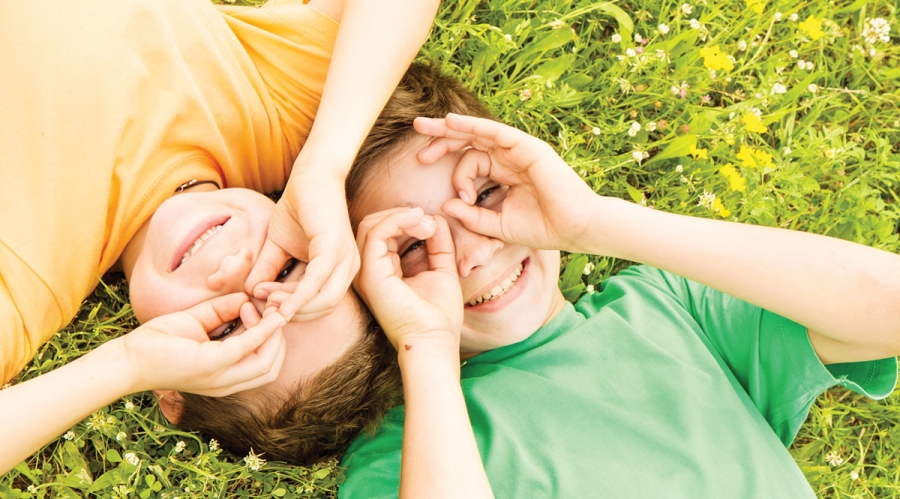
341,63,899,498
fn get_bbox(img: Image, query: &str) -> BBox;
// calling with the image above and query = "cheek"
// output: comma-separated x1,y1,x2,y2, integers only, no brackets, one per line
129,259,192,323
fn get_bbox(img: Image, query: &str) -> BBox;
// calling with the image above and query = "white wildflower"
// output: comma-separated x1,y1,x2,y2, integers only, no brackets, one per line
209,439,220,451
774,12,783,21
116,432,127,442
611,33,622,43
549,19,564,30
617,78,634,93
634,33,643,43
124,452,141,467
64,431,75,441
174,440,186,453
698,24,710,41
631,150,649,164
519,88,532,101
592,127,601,135
676,164,684,172
749,107,762,117
504,34,512,42
680,176,689,184
851,470,859,480
789,13,799,22
586,285,595,294
808,83,818,93
244,449,266,471
862,18,891,46
825,451,844,467
583,262,595,275
772,82,787,94
682,3,693,15
647,121,657,132
737,40,747,51
689,18,701,30
783,147,792,155
698,191,716,210
628,121,641,137
789,49,799,58
625,48,637,58
124,401,135,411
658,24,670,35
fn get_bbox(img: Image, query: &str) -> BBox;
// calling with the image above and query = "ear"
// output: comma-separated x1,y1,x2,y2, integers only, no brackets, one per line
153,390,184,424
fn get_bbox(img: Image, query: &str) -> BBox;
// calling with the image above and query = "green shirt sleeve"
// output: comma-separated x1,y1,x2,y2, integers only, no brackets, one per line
338,407,405,499
604,266,897,444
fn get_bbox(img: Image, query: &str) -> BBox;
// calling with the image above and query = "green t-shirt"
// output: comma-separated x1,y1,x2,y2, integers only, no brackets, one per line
340,266,896,498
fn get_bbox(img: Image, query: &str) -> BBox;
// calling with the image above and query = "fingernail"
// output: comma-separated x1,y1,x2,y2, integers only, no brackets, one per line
420,215,436,228
458,191,471,204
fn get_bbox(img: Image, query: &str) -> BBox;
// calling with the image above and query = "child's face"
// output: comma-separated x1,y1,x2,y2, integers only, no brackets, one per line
129,188,363,395
353,136,567,356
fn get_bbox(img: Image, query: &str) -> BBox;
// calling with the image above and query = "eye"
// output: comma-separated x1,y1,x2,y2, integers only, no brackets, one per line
400,240,425,259
277,258,299,282
210,318,241,341
475,184,505,208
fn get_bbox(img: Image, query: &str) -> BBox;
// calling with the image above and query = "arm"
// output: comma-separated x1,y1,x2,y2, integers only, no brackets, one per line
0,293,286,474
247,0,441,321
416,114,900,365
354,208,494,499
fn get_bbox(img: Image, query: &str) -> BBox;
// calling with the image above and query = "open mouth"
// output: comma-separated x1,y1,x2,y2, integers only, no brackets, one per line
466,260,525,307
171,216,231,271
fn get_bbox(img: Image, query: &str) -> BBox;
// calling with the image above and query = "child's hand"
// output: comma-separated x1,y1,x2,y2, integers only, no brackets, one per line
120,293,287,395
354,208,463,352
246,171,360,323
415,113,599,254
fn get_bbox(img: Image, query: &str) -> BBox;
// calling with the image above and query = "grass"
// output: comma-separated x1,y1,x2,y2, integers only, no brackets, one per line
2,0,898,497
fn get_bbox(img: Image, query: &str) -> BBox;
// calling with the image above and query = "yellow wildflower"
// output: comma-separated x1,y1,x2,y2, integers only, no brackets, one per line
699,46,734,72
690,145,708,160
713,198,731,218
746,0,766,14
736,145,774,169
799,16,825,41
741,113,768,134
719,163,747,192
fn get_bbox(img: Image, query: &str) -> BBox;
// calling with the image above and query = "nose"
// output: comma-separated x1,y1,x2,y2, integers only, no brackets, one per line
207,247,254,293
451,222,503,277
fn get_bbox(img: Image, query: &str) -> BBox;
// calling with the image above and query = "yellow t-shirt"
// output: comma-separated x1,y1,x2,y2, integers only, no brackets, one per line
0,0,338,383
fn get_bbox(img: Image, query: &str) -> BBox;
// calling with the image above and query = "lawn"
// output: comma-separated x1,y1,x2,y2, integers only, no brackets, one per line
2,0,898,497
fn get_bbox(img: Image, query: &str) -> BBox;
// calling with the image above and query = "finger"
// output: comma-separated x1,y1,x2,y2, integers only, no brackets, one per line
291,254,359,319
417,137,475,164
451,148,494,206
246,238,292,297
207,329,287,395
442,198,504,240
221,310,287,364
443,113,525,150
239,301,262,329
253,280,299,301
184,293,250,333
423,216,458,277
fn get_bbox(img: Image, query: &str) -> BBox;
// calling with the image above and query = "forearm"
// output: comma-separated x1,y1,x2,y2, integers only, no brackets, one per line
0,340,134,474
295,0,440,176
588,197,900,362
398,336,493,499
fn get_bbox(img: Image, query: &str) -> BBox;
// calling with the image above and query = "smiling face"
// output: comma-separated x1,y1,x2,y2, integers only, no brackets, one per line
352,136,566,356
127,187,364,395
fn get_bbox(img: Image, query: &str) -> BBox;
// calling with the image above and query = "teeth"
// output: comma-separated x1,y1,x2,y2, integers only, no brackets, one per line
467,263,524,306
180,225,222,266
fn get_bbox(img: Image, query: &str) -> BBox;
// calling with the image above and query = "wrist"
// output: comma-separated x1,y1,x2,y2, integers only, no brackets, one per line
396,332,462,374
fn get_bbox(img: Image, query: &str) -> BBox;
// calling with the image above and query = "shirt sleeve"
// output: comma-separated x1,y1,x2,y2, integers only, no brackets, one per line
218,1,338,161
338,408,405,499
607,265,897,444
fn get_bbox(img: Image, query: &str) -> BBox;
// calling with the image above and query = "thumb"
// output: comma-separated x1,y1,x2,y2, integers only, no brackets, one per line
441,198,503,240
246,238,292,296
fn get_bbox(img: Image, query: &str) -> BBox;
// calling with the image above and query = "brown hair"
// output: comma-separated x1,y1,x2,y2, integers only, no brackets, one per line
177,306,402,466
346,62,496,222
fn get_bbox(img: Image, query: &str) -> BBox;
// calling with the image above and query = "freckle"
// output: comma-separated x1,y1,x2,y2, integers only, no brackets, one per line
404,344,412,351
